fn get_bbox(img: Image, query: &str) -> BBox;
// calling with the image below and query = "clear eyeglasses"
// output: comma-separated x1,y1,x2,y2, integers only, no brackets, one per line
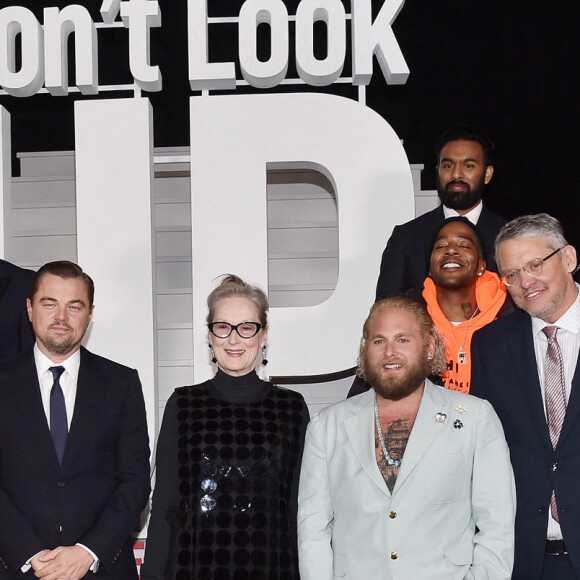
501,247,564,287
208,321,262,339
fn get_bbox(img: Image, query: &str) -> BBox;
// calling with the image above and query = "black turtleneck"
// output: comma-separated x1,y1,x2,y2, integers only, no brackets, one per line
206,368,272,404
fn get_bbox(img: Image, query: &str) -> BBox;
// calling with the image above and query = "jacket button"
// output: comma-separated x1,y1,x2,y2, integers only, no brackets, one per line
539,507,547,514
57,481,66,488
389,511,397,519
390,552,398,559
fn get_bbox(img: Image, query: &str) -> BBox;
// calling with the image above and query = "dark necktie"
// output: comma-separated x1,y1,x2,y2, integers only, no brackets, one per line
542,326,567,522
49,366,67,465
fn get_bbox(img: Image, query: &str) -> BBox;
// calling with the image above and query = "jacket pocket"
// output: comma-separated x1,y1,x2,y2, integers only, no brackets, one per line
444,542,473,566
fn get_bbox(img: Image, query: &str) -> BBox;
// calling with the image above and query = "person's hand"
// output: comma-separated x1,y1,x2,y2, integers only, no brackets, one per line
33,545,93,580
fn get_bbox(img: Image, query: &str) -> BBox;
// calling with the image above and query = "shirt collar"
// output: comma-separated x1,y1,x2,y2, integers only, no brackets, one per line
532,283,580,337
33,343,81,380
443,200,483,225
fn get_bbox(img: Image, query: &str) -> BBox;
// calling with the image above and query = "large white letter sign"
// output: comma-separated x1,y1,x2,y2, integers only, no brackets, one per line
238,0,289,89
0,106,10,258
0,7,44,97
295,0,346,86
121,0,162,92
75,97,157,447
190,93,414,382
351,0,409,85
44,5,98,96
188,0,235,91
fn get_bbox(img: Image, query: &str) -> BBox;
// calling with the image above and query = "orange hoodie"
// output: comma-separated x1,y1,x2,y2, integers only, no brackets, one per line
422,270,507,393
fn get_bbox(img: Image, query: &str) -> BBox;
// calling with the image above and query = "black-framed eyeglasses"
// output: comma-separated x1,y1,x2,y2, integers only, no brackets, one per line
501,247,564,287
208,321,262,339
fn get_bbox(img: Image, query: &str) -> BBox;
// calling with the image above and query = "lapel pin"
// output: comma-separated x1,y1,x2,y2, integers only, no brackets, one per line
455,405,467,415
435,412,447,423
453,419,463,429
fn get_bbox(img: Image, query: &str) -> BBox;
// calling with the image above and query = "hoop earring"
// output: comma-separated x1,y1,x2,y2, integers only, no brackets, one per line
262,345,269,366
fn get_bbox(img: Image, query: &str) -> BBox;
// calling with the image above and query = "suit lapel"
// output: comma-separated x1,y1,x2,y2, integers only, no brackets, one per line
11,351,62,469
392,382,448,494
344,390,391,498
0,275,9,302
558,353,580,446
61,348,99,470
510,312,553,449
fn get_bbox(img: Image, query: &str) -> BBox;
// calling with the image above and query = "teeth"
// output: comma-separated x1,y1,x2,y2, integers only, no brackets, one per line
442,262,461,268
384,364,402,369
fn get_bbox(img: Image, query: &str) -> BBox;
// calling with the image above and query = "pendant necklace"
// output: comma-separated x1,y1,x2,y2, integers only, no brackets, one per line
374,391,401,467
449,306,479,364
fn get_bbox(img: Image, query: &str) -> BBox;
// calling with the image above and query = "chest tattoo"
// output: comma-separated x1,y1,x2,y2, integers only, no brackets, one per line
375,418,412,492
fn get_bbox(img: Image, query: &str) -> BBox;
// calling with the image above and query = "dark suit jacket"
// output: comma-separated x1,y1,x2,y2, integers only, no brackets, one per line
0,260,35,360
0,347,150,579
471,310,580,579
375,204,507,300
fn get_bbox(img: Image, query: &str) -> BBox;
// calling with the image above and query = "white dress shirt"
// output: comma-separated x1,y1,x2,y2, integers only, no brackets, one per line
34,344,80,429
443,200,484,225
531,284,580,540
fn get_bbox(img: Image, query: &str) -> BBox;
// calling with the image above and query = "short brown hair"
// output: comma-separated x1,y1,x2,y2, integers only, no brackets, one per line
357,296,447,378
30,261,95,306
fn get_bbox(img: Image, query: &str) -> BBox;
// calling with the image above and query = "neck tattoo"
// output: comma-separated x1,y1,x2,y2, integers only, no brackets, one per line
374,391,402,468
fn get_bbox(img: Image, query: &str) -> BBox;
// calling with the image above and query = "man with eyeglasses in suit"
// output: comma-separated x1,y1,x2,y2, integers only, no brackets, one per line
471,213,580,579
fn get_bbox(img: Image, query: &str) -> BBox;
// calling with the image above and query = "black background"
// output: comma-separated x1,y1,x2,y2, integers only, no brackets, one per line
2,1,579,247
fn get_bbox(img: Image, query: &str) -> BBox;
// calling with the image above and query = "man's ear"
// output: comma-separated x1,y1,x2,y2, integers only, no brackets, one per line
563,245,577,274
484,164,494,184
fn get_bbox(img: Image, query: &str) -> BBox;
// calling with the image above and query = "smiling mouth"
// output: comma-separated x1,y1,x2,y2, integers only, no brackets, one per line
524,289,543,299
225,349,244,356
442,262,463,269
383,363,403,370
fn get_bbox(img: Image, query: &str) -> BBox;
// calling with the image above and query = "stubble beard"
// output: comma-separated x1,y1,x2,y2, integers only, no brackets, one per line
363,355,429,401
38,327,79,357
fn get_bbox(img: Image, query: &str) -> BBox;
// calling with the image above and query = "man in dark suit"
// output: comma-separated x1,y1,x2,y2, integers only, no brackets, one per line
375,126,506,300
471,214,580,579
0,261,150,579
0,259,35,359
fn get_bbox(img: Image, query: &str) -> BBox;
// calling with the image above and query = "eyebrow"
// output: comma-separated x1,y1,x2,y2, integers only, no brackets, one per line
435,234,476,243
39,296,87,306
439,157,480,164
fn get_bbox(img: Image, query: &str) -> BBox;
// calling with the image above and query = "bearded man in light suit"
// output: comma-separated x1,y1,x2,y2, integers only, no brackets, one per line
298,296,515,579
0,261,150,579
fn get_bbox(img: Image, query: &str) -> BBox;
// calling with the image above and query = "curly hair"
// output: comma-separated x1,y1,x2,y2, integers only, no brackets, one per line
357,296,447,378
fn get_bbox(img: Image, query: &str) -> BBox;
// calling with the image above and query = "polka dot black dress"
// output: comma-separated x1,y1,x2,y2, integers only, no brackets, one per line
141,369,309,580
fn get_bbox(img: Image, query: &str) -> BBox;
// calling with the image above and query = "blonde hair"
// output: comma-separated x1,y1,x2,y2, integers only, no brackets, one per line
357,296,447,378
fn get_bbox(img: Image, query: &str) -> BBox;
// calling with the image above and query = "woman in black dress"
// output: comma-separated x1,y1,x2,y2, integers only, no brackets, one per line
141,275,309,580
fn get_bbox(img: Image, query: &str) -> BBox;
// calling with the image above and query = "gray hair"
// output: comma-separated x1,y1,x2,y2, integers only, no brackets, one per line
206,274,269,328
495,213,568,269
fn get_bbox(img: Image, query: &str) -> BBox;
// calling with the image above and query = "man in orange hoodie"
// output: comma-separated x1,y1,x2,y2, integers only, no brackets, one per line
349,216,510,397
423,216,510,392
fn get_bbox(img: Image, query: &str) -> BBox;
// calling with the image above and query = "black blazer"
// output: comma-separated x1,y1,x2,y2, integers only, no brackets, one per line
471,310,580,579
0,260,35,360
0,347,150,579
375,205,507,300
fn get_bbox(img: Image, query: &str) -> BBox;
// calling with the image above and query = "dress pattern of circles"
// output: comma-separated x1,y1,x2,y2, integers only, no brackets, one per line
142,371,308,580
